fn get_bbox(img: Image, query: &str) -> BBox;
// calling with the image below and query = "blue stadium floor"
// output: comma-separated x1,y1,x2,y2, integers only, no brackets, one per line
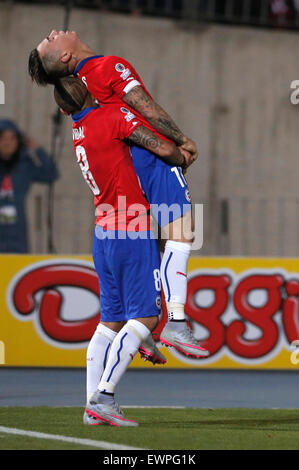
0,368,298,409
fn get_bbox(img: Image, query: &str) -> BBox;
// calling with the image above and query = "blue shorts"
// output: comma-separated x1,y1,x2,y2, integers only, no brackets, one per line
93,226,161,322
130,145,192,227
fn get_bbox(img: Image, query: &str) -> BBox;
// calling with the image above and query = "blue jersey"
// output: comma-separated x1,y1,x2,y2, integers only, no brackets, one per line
130,145,192,227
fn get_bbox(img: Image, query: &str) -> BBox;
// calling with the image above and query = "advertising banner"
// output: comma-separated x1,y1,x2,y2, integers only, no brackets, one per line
1,255,299,369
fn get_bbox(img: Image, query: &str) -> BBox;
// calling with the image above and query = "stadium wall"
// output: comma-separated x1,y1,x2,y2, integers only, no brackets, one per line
0,4,298,256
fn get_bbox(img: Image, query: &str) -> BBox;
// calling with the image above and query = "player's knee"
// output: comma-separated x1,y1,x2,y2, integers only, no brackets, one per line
136,315,159,332
99,321,125,332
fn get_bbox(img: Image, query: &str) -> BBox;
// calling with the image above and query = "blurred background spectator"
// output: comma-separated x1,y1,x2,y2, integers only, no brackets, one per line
0,119,58,253
271,0,294,25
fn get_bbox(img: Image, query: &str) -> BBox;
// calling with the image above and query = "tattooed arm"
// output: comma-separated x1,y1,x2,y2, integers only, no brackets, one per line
123,85,198,159
129,125,191,168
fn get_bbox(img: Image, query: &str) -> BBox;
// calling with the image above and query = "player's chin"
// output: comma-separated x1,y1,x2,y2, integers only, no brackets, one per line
65,30,78,40
70,30,79,39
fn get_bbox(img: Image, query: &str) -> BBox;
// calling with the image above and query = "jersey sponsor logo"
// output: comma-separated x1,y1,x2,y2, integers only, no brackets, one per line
120,107,136,123
185,189,191,202
156,295,162,309
120,68,131,80
114,63,132,81
73,126,85,141
115,63,126,72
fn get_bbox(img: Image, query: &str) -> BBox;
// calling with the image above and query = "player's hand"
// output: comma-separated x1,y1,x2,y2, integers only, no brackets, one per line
179,147,193,170
181,136,198,163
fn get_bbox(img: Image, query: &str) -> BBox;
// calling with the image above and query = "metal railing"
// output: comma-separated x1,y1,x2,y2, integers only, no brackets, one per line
26,193,299,257
2,0,299,31
200,197,299,257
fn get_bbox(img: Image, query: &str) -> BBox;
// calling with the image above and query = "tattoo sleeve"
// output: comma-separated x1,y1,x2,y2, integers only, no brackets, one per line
129,125,184,167
123,86,185,145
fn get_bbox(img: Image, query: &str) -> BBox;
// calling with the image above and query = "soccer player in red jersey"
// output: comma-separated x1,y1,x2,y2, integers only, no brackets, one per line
54,76,191,426
28,30,209,359
29,30,197,158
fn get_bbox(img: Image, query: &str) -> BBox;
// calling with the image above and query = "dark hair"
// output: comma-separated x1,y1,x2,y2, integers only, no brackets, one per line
28,48,58,86
54,77,89,114
28,47,68,86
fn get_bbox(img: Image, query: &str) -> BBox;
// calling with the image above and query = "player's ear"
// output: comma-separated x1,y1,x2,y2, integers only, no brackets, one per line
60,51,72,64
60,108,69,116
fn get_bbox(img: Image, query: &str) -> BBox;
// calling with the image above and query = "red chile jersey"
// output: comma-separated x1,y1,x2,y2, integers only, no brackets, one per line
72,104,151,231
74,55,171,143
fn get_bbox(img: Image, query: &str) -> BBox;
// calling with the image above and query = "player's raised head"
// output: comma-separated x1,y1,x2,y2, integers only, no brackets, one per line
54,76,90,115
29,30,81,86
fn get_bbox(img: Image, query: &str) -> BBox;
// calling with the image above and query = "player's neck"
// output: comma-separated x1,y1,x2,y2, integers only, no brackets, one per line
73,44,97,70
82,96,99,110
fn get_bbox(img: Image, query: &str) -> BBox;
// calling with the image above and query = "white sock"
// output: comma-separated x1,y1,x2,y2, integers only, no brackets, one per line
98,319,151,394
160,240,191,321
86,323,117,403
